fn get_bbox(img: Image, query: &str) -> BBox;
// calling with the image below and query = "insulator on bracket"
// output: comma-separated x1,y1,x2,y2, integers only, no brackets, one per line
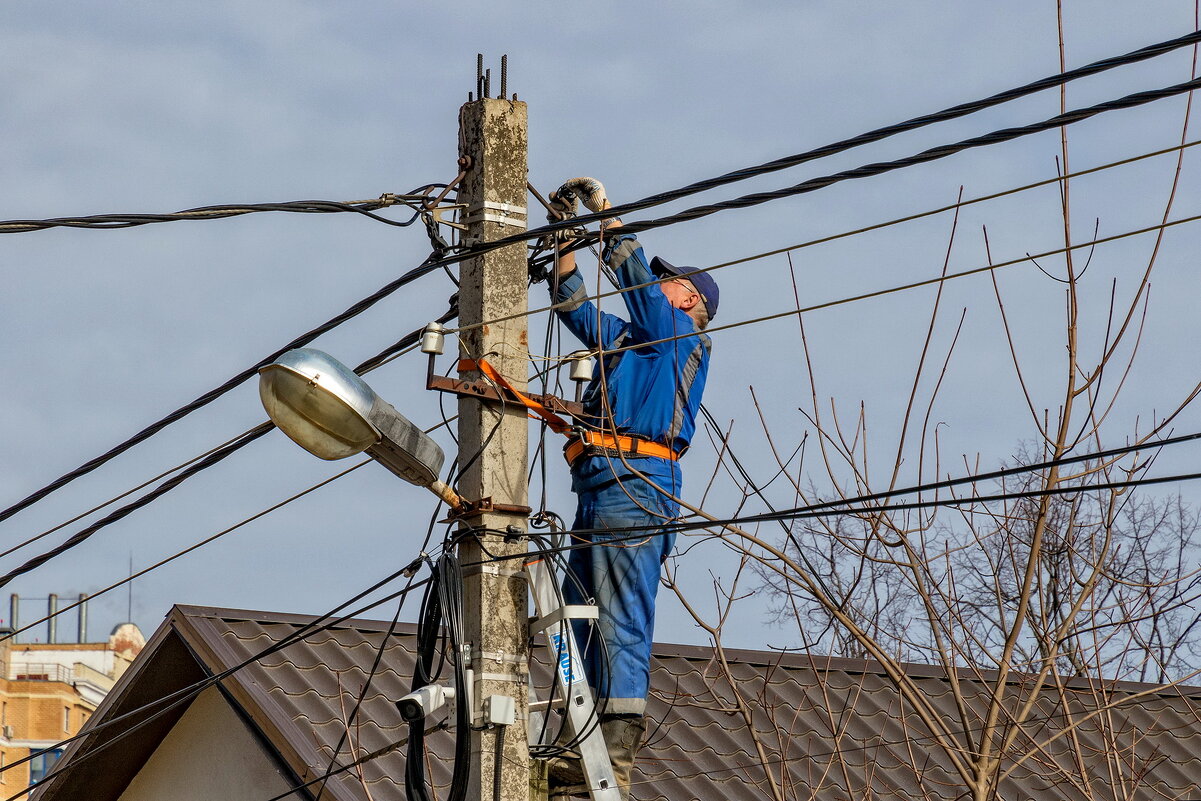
421,322,447,355
568,351,594,383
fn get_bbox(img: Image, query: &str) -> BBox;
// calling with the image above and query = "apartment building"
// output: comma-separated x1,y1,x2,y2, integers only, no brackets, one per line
0,621,143,795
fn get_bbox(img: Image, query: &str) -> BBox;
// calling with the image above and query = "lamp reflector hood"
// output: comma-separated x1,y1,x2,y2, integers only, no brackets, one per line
258,348,381,460
258,349,446,490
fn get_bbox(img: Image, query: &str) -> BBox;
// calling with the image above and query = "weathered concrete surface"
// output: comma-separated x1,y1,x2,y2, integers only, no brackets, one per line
456,97,531,801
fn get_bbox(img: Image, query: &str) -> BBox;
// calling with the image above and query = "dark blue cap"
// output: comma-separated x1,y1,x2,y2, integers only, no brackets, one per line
650,256,719,319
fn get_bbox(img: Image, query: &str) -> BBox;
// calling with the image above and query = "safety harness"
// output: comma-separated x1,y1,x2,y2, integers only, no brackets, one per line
457,358,682,467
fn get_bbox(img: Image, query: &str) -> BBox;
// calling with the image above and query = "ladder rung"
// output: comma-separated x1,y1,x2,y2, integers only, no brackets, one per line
530,605,600,634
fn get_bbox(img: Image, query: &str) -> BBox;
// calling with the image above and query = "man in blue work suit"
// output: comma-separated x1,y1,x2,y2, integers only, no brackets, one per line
545,177,717,797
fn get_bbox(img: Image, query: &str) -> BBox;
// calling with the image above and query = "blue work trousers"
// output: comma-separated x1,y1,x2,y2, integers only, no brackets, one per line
561,475,678,716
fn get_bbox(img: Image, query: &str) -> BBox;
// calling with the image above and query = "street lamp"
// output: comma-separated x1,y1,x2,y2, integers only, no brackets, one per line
258,348,462,508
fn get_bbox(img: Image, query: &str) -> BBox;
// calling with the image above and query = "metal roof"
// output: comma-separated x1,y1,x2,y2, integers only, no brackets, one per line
34,605,1201,800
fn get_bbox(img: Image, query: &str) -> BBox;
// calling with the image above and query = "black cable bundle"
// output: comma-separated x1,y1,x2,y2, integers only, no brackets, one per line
405,562,443,801
438,553,471,801
405,553,472,801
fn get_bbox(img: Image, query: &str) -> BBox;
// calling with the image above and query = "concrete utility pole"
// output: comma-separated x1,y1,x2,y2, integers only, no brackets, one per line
456,61,531,801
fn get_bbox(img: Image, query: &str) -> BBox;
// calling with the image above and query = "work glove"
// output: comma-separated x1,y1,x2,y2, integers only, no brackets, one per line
546,186,578,223
560,177,610,213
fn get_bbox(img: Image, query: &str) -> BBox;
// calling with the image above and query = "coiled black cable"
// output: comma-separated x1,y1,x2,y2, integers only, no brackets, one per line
405,550,472,801
406,557,444,801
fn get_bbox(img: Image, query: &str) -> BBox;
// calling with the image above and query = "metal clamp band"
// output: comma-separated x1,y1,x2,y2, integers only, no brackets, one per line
465,201,527,215
463,201,527,229
471,649,528,667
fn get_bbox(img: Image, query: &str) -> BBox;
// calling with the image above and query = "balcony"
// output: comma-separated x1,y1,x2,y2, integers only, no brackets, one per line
8,663,73,684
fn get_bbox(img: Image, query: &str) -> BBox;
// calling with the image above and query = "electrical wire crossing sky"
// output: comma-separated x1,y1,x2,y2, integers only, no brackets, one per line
3,1,1201,665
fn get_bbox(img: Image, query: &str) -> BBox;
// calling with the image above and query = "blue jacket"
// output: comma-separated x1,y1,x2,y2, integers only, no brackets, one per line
550,233,711,493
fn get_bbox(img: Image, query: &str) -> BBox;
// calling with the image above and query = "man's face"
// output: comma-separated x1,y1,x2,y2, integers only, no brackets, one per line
661,277,701,312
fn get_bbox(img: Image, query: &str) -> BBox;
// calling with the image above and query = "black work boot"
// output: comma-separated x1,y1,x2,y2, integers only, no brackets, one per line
546,753,586,792
546,715,646,799
601,715,646,800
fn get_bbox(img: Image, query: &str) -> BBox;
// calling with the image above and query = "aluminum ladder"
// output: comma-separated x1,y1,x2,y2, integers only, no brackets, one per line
526,556,621,801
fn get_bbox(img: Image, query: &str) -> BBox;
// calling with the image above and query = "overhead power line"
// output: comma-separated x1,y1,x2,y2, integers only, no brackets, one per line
5,125,1193,571
736,430,1201,529
437,454,1201,579
457,428,1201,558
9,30,1199,240
6,34,1198,537
266,721,448,801
505,137,1201,340
0,422,274,590
15,437,1201,791
556,28,1201,231
462,201,1201,354
0,279,455,529
0,426,257,561
700,137,1201,275
0,307,455,588
525,207,1201,360
458,459,1201,571
0,193,441,234
732,466,1201,529
4,412,460,645
406,46,1201,273
2,459,370,643
16,562,434,799
563,136,1197,328
11,34,1201,797
609,74,1201,238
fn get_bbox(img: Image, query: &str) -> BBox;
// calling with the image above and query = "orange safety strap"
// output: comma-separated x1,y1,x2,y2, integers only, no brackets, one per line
564,430,680,465
457,358,572,434
458,359,681,464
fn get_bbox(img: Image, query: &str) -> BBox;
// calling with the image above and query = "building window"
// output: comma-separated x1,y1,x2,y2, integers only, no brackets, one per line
63,706,70,732
1,751,6,783
28,749,63,785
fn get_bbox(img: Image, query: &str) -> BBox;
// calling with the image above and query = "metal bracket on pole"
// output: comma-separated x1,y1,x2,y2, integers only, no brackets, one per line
444,496,532,524
429,202,468,231
525,557,621,801
425,353,584,418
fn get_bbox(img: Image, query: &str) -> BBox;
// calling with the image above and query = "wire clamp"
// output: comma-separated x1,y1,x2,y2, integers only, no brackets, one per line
401,554,426,578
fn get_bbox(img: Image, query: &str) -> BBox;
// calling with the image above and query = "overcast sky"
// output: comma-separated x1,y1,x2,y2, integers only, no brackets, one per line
2,2,1201,651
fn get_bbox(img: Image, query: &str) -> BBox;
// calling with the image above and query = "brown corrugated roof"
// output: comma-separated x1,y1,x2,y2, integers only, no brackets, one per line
34,604,1201,800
